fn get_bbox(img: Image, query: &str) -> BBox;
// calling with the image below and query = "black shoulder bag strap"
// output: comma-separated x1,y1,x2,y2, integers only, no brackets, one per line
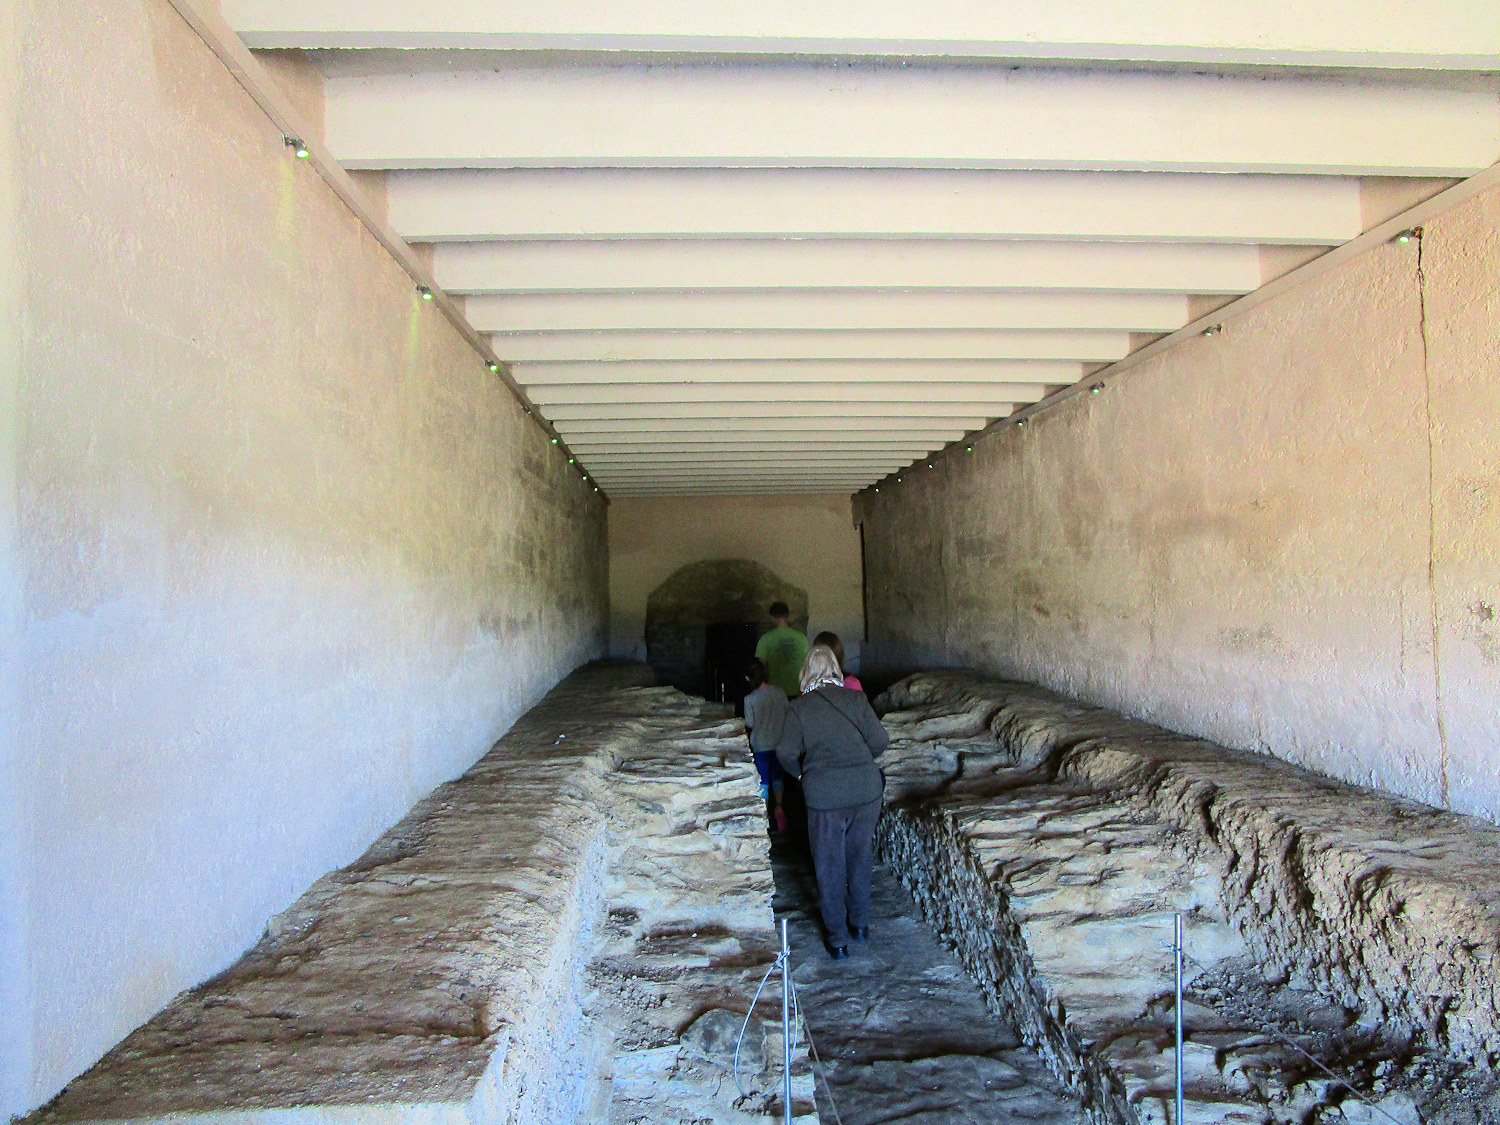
812,690,886,793
812,689,868,743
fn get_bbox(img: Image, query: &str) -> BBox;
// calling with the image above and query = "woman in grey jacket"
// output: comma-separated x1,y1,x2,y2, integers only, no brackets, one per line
775,645,890,959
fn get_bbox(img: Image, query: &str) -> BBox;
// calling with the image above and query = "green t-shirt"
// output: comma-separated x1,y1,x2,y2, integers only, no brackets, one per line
755,626,810,698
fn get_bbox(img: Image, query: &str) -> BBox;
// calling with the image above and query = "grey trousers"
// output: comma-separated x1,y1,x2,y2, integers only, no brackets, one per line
807,797,882,947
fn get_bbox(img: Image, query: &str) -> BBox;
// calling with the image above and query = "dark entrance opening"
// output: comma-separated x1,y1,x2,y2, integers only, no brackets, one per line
705,620,761,711
644,558,807,698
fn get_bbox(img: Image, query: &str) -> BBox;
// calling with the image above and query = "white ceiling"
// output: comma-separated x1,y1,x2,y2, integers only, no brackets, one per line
223,2,1500,497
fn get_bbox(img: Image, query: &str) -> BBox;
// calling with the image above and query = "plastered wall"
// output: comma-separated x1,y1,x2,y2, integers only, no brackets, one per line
858,180,1500,824
608,494,864,665
1,3,607,1115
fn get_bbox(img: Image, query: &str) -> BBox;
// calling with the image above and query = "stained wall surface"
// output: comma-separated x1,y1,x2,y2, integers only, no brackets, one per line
1,2,607,1116
859,180,1500,823
608,494,864,665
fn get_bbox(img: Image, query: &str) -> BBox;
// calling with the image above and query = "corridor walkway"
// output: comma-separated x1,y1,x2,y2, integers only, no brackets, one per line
772,836,1085,1125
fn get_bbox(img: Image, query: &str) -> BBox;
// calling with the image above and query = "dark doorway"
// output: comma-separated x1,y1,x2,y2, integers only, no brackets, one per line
644,558,808,697
705,621,761,711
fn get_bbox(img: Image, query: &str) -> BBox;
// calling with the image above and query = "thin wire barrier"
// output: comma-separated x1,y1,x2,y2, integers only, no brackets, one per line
1173,929,1410,1125
789,974,847,1125
732,957,783,1100
1173,915,1184,1125
730,945,849,1123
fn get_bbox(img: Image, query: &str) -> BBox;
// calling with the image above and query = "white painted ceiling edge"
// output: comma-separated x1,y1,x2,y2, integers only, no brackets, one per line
189,0,1500,496
223,1,1500,68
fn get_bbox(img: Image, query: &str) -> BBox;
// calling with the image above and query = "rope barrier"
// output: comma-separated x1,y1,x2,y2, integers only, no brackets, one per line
1174,931,1410,1125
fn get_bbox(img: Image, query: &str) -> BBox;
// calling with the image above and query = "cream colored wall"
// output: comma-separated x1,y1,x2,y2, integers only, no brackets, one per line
3,2,607,1116
1,3,29,1113
609,494,864,665
858,179,1500,824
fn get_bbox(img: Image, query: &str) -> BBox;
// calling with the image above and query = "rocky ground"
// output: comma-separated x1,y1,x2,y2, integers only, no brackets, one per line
772,837,1087,1125
871,671,1500,1125
27,664,810,1125
33,661,1487,1125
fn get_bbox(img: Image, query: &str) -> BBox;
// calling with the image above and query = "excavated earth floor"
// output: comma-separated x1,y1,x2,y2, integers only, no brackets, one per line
28,664,813,1125
772,839,1086,1125
870,671,1500,1125
32,661,1500,1125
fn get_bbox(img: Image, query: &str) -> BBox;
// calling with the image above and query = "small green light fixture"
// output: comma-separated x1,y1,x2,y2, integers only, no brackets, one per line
1394,227,1421,244
487,361,500,373
284,135,309,158
568,457,575,464
418,285,433,301
965,444,974,453
1201,323,1221,337
1090,382,1105,393
551,437,559,444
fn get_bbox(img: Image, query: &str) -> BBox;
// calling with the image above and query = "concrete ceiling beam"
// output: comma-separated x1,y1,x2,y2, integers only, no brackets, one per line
555,417,986,433
544,401,1008,421
512,359,1083,386
494,329,1128,363
594,468,876,477
593,481,891,490
585,462,912,473
385,169,1364,244
323,66,1500,175
589,464,911,474
436,239,1264,294
226,1,1500,70
467,291,1189,334
564,444,936,456
608,489,867,496
526,381,1050,406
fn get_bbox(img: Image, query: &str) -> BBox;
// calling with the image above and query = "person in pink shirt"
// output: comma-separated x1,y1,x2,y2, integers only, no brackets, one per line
813,631,862,692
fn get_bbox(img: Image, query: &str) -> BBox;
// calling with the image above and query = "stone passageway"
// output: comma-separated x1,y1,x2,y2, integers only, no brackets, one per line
26,663,1500,1125
772,838,1085,1125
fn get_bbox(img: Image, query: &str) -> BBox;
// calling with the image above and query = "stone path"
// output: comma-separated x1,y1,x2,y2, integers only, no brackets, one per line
577,697,816,1124
772,836,1086,1125
27,664,810,1125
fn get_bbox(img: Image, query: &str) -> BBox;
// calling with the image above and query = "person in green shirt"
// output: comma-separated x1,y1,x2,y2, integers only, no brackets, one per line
754,601,809,698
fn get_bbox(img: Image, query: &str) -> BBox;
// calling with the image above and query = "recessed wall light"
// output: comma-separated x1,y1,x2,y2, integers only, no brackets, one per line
1394,228,1422,244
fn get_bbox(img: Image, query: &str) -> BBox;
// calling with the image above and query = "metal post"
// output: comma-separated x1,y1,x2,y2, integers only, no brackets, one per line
781,918,793,1125
1174,913,1185,1125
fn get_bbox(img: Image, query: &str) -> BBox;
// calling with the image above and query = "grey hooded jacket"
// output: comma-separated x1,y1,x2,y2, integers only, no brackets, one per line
774,686,889,809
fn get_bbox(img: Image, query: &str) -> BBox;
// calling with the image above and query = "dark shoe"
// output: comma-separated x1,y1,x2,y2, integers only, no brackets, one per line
851,926,869,942
825,941,849,960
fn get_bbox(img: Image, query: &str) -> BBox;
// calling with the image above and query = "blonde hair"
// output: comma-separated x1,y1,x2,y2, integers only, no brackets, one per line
799,644,846,694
